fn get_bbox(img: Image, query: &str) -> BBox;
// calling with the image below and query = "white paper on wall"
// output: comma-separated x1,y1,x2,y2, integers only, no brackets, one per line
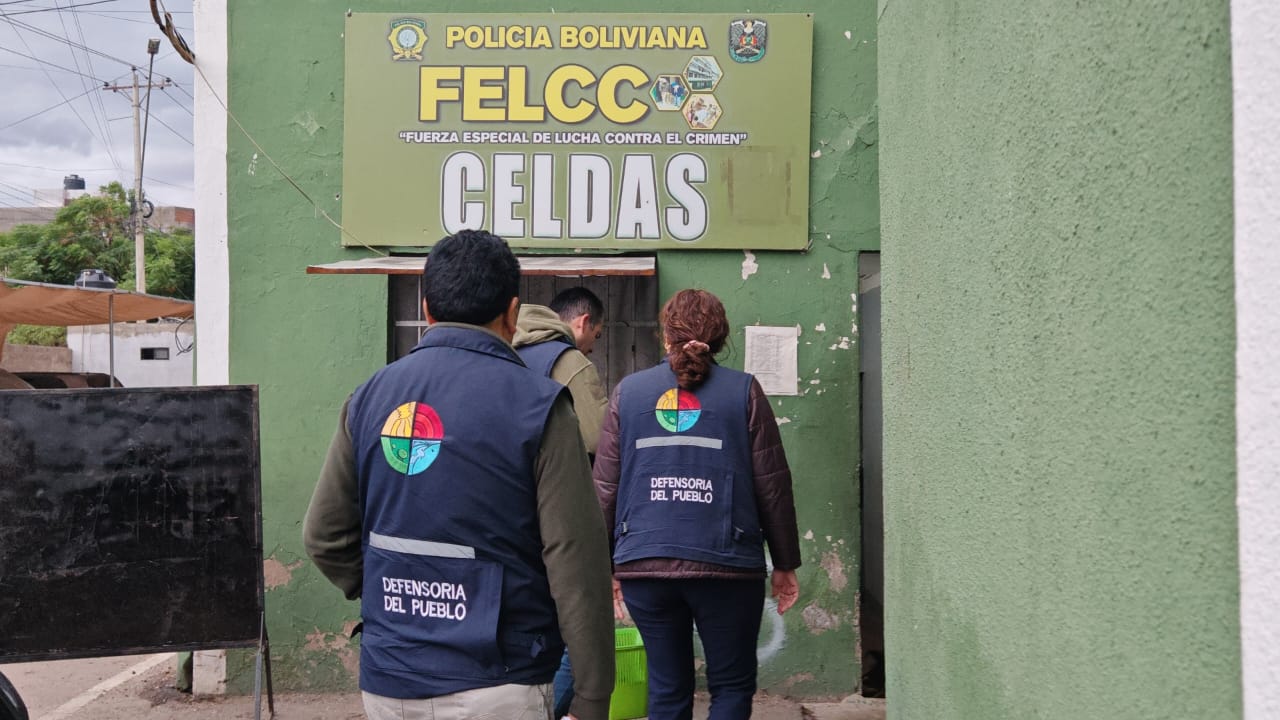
744,325,800,396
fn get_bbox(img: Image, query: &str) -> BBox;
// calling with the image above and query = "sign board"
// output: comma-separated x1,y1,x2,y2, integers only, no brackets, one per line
0,386,263,662
342,13,813,250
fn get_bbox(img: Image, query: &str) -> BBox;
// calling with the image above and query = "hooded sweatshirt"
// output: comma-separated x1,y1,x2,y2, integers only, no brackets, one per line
513,304,608,455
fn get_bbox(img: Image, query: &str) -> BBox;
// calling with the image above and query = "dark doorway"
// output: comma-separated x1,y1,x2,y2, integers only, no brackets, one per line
858,252,884,697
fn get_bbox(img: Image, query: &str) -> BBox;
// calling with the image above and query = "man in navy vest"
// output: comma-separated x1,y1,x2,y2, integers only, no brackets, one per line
513,287,608,456
303,230,615,720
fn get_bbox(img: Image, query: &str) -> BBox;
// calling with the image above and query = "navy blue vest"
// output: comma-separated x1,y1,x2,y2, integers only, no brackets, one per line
347,325,568,699
516,336,574,378
614,362,765,569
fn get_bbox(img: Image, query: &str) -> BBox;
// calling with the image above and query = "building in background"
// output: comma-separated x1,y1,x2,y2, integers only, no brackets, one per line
67,320,194,388
0,174,193,233
193,1,1280,717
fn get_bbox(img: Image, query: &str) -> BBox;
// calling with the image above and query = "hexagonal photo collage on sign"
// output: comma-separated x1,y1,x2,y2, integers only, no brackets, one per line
648,54,726,130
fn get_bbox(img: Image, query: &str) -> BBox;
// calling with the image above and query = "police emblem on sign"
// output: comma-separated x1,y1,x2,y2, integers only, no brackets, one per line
388,18,428,61
729,19,767,63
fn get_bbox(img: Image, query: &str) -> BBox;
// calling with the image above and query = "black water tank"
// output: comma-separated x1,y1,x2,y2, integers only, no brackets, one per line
74,269,116,289
63,174,85,191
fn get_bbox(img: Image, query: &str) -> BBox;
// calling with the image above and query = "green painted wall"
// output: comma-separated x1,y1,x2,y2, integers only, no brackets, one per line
877,1,1240,718
224,0,878,696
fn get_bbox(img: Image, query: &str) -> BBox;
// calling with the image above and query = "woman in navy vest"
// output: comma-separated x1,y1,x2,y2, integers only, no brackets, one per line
594,289,802,720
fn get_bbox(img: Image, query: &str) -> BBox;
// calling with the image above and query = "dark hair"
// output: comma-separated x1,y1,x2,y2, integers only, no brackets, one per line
422,229,520,325
661,289,729,390
549,286,604,325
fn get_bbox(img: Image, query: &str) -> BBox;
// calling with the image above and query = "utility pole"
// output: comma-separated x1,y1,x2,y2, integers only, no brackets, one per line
104,40,169,293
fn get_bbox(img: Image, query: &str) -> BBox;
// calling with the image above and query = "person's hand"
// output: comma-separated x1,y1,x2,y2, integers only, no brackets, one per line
612,578,626,620
771,569,799,614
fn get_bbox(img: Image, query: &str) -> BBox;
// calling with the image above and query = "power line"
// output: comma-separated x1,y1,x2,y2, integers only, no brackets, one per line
2,15,132,188
0,161,115,171
0,43,106,81
159,86,191,116
0,0,120,17
50,0,123,177
147,111,190,145
0,181,37,205
0,188,32,205
143,175,191,190
191,60,383,254
71,10,190,31
0,23,108,156
0,13,139,69
0,82,98,130
0,192,34,208
64,0,120,173
82,8,190,13
0,59,83,73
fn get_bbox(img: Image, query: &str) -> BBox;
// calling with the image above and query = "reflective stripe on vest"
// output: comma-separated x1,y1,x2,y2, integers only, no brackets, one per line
348,325,566,698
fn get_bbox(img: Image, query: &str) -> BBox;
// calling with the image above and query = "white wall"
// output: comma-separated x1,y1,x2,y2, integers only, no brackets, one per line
190,0,232,693
68,322,194,388
1231,0,1280,717
193,0,230,386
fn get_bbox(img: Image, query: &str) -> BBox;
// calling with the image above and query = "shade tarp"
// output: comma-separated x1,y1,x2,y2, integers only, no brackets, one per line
0,280,193,326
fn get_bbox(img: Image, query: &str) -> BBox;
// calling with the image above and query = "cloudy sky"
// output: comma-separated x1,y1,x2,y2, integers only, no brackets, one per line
0,0,195,210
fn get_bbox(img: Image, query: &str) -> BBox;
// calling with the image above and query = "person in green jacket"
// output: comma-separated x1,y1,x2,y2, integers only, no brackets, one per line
513,286,609,718
513,287,608,456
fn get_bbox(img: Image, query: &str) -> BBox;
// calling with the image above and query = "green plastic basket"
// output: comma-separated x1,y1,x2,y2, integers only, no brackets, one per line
609,627,648,720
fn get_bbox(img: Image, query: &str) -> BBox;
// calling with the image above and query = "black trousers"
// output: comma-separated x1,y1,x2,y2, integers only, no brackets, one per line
620,577,765,720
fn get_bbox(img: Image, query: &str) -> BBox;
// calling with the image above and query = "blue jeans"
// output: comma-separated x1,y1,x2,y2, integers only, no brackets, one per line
620,578,765,720
552,650,573,718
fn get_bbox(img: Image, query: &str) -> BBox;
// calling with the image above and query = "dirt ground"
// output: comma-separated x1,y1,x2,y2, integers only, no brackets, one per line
5,654,847,720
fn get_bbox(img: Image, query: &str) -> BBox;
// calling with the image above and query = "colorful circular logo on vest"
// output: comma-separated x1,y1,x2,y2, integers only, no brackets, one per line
656,388,702,432
381,402,444,475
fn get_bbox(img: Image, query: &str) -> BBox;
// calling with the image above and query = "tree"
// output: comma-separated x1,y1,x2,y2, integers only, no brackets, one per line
0,182,195,345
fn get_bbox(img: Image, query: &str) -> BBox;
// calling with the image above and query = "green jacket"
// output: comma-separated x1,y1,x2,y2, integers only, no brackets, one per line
513,304,608,455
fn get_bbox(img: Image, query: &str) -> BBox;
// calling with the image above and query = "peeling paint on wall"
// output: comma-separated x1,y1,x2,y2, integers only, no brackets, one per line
822,263,832,279
802,603,842,634
781,672,816,691
741,250,759,280
850,292,859,336
304,621,360,676
292,111,323,136
263,557,304,589
821,550,849,592
815,322,827,332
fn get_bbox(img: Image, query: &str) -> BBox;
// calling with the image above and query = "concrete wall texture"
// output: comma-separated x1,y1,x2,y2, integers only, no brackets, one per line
219,0,878,696
0,343,71,373
878,1,1242,719
1230,0,1280,716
